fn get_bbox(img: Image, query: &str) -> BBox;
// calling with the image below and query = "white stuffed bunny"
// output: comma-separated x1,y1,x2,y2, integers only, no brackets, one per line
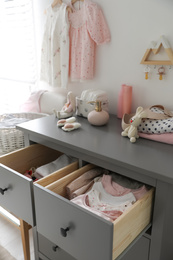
54,91,76,119
121,107,147,143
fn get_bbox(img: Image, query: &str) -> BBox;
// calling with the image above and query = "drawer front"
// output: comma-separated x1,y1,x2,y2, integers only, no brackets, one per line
38,233,76,260
34,184,113,260
0,164,34,225
0,144,63,226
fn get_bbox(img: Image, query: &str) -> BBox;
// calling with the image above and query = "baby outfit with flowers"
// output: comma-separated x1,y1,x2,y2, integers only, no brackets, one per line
40,0,110,87
40,3,69,88
68,0,111,81
69,169,149,222
71,181,136,222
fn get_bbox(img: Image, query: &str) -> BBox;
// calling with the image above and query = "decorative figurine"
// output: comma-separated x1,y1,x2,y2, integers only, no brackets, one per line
54,91,76,119
121,107,147,143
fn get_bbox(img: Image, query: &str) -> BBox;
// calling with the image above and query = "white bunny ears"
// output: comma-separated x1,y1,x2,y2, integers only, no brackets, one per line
134,106,147,119
121,107,147,143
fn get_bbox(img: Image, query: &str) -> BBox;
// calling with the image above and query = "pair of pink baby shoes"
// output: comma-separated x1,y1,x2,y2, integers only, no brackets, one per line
57,117,81,132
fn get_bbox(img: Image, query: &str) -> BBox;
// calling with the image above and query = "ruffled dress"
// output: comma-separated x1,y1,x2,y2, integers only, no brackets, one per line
68,0,111,81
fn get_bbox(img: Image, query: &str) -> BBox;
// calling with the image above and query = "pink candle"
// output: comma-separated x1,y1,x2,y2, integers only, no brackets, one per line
122,85,132,115
117,84,132,118
117,84,126,118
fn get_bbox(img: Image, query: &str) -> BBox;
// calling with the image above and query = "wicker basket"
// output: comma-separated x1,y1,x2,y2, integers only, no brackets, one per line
0,112,47,154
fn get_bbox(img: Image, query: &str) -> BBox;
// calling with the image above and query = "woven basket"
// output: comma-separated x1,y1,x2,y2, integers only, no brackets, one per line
0,112,47,154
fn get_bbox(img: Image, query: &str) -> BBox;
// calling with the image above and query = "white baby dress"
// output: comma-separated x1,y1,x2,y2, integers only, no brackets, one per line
40,3,69,88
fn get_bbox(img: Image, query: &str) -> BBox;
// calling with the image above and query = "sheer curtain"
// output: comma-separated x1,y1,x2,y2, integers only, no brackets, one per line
0,0,37,114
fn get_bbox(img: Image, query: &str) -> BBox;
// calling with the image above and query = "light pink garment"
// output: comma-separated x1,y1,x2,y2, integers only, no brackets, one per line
69,180,94,199
66,167,107,199
68,0,110,81
72,194,121,222
20,90,47,113
71,181,135,222
139,132,173,145
102,175,148,200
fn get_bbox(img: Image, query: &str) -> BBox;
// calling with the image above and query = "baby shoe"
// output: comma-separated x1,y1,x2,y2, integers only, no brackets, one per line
62,122,81,132
57,117,76,127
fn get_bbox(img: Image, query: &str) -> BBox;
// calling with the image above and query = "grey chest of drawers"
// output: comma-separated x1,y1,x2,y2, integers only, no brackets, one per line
15,114,173,260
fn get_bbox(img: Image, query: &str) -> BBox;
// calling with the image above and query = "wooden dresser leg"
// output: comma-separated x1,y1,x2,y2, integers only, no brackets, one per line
20,219,30,260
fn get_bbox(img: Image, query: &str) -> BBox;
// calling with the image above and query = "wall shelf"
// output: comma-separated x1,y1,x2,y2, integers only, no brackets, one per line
140,35,173,65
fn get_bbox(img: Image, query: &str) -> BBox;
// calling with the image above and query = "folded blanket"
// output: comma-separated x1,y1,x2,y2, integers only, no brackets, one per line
139,132,173,145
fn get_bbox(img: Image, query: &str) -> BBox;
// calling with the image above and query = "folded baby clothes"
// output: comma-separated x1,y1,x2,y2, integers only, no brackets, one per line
68,180,94,199
34,154,77,179
110,172,143,189
102,175,148,200
71,182,136,222
66,167,109,199
139,132,173,145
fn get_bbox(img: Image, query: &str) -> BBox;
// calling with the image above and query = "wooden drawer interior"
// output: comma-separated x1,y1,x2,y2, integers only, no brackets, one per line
36,161,80,188
39,163,154,259
0,144,63,175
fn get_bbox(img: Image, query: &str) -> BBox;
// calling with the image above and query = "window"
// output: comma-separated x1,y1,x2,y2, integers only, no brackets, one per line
0,0,37,114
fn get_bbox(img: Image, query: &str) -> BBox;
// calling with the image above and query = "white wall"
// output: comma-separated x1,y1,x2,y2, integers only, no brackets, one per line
33,0,173,115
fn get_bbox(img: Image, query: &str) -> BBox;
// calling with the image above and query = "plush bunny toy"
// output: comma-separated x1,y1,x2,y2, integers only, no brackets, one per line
121,107,147,143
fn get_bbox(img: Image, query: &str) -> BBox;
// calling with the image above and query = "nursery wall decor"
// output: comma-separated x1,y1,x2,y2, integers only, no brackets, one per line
157,66,165,80
140,35,173,66
143,65,150,80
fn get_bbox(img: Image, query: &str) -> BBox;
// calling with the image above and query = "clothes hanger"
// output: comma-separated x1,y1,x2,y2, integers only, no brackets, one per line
71,0,84,5
51,0,62,8
51,0,72,13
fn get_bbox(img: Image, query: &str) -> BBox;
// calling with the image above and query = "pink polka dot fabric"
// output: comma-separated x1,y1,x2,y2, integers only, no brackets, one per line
68,0,111,81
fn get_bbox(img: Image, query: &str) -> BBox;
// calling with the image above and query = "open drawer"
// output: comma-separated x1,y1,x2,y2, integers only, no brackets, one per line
0,144,79,226
34,164,154,260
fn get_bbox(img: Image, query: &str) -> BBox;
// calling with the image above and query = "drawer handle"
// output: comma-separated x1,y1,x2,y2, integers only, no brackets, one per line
52,245,59,252
0,187,8,195
60,227,70,237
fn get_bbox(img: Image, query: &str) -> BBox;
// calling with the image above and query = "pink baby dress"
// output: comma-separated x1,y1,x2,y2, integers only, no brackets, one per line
68,0,111,81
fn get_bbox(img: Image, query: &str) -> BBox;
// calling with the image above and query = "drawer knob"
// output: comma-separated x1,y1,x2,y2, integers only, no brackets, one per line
52,245,59,252
0,187,8,195
60,227,70,237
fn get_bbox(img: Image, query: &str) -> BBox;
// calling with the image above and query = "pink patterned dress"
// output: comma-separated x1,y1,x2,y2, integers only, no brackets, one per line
68,0,111,81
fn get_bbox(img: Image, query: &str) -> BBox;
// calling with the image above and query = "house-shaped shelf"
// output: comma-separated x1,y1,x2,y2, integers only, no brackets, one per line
141,35,173,65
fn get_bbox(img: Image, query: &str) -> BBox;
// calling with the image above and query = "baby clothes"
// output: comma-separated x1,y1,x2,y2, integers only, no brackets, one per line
66,167,108,199
40,3,69,88
138,107,173,134
34,154,77,179
71,181,136,222
102,175,148,200
68,0,111,81
110,172,143,190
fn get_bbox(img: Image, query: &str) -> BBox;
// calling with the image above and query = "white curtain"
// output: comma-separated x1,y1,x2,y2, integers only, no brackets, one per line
0,0,37,114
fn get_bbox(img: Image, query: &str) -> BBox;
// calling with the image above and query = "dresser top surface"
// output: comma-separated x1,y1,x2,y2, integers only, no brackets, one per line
17,114,173,184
